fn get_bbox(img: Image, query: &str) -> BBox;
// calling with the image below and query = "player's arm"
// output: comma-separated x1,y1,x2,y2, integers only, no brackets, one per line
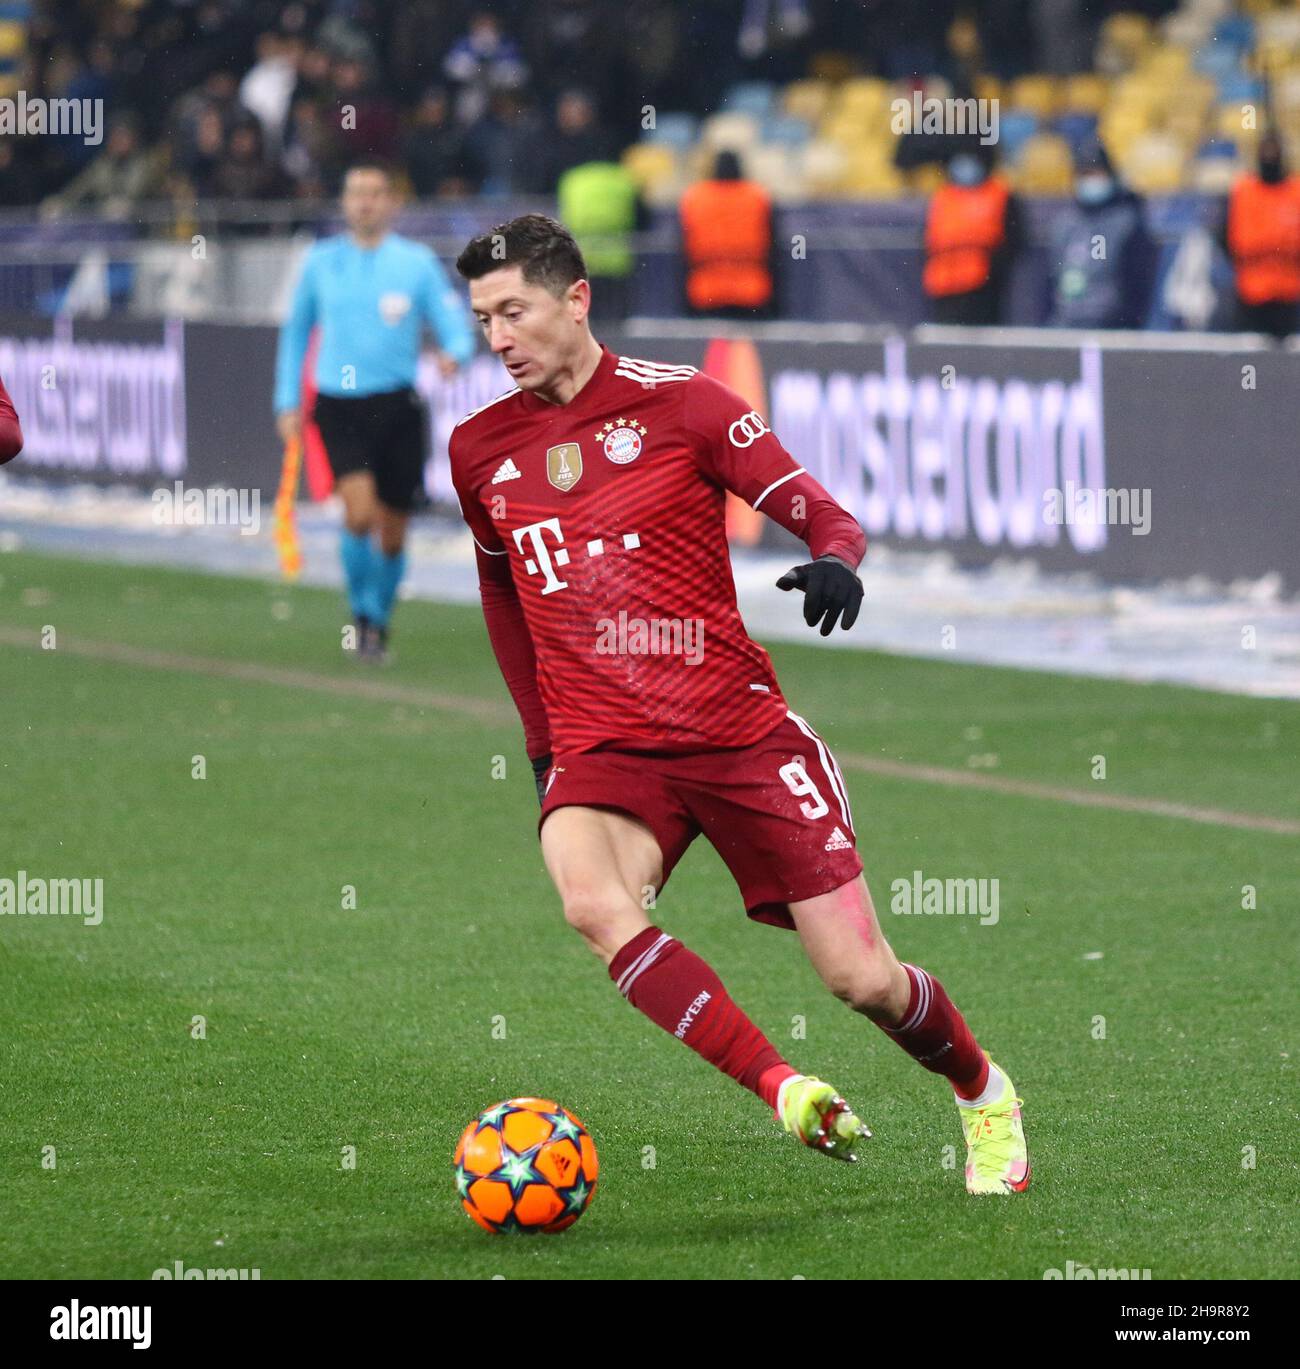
422,250,476,376
684,373,866,635
272,248,319,441
450,434,552,796
0,372,23,464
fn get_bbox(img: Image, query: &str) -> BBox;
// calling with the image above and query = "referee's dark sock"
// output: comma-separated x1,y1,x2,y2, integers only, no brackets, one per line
340,528,378,624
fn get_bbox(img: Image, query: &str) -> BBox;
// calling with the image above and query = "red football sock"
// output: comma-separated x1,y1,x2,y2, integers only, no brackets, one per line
609,927,792,1107
881,963,989,1098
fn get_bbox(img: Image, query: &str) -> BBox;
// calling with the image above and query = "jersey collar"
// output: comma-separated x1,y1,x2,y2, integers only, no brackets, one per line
515,342,617,415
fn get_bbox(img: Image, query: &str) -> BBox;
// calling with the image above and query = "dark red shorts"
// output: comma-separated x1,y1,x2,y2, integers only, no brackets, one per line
538,711,862,929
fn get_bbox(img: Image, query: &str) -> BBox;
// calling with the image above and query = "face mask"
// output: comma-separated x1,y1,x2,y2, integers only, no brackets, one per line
948,155,984,187
1260,156,1285,184
1076,174,1114,206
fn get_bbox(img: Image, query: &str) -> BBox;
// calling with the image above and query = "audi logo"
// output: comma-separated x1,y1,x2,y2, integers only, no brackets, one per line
727,411,771,448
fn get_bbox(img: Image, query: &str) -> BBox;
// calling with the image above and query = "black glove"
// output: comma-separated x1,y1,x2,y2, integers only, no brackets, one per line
530,753,553,805
776,555,864,636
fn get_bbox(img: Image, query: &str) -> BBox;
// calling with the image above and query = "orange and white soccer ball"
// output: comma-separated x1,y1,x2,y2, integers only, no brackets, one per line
454,1097,598,1234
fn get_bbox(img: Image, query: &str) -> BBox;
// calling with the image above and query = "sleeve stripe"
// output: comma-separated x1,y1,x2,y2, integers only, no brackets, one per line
472,535,508,556
752,466,805,511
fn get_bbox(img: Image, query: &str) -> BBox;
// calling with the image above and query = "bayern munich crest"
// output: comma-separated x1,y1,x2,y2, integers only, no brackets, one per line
597,419,647,465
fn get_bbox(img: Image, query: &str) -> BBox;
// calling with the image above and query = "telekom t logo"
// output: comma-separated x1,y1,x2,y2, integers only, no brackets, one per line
513,516,643,594
513,518,570,594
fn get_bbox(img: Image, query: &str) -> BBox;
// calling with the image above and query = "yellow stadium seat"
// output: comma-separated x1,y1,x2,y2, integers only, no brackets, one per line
783,79,833,125
1063,74,1109,114
1119,131,1187,192
620,144,679,205
1008,75,1060,119
1014,134,1074,194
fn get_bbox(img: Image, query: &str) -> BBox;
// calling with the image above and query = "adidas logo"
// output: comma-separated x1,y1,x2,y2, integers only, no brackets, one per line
824,826,852,852
491,458,521,484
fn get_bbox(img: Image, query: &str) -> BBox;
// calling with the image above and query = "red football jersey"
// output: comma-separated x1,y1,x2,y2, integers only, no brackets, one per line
450,345,863,756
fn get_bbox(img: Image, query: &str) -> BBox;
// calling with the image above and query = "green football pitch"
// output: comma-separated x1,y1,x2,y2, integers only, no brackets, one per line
1,549,1296,1280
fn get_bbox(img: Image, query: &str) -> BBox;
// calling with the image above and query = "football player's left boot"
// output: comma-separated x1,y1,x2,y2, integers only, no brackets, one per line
959,1059,1030,1194
777,1074,870,1162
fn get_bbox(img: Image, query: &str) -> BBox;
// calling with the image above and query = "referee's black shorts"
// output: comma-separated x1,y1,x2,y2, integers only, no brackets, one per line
313,387,429,513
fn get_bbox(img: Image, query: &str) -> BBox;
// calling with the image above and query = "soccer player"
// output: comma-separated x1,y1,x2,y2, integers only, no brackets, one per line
0,371,22,464
450,215,1029,1193
274,163,475,660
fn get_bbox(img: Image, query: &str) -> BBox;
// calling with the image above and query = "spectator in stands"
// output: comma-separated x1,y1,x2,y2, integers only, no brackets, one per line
540,90,616,188
201,119,292,219
281,97,335,200
923,144,1022,326
331,58,401,165
1049,139,1156,329
678,149,775,319
239,32,303,158
462,92,549,196
404,86,480,198
1223,132,1300,340
558,157,645,322
0,139,41,207
444,11,529,126
41,115,167,220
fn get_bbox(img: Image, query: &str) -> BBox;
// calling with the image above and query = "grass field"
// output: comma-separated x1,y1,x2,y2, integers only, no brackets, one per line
1,547,1297,1280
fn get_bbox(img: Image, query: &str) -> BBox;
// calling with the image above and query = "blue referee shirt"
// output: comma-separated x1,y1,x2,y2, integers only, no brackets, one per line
273,232,475,413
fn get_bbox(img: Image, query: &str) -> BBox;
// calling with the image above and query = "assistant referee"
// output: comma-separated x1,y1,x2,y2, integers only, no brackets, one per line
274,162,474,659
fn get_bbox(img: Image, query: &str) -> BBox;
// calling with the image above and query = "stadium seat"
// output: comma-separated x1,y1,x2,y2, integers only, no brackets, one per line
699,112,761,152
1053,113,1101,155
1008,75,1059,119
1063,74,1109,115
723,82,776,118
1013,134,1074,194
998,110,1040,163
645,111,698,150
762,113,813,149
782,79,833,125
1120,130,1188,193
621,143,680,205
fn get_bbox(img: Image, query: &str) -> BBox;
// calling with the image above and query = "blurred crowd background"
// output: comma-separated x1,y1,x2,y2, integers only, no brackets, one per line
2,0,1300,333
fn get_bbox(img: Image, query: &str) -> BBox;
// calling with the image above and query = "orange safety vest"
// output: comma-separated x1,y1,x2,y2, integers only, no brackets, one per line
923,177,1010,298
1227,175,1300,305
679,180,773,310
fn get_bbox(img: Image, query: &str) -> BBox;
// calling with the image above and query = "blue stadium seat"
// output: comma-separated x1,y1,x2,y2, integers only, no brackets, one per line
998,110,1039,162
645,111,698,149
762,113,812,148
723,82,776,118
1052,113,1099,155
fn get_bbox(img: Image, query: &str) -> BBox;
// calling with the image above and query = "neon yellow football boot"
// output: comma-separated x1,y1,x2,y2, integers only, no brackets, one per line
959,1060,1030,1194
777,1075,870,1162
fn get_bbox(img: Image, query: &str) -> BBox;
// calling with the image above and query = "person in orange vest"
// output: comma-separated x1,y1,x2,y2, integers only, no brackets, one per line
1224,133,1300,339
679,150,776,319
923,145,1022,326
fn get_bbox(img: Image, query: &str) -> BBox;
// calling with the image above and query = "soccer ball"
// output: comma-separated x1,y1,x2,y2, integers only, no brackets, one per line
454,1097,598,1234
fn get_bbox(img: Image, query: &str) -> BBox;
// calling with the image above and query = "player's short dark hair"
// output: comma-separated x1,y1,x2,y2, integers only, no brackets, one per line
455,214,588,297
343,161,395,186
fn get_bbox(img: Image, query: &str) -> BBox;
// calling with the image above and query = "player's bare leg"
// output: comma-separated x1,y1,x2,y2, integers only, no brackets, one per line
790,874,1030,1192
540,806,864,1158
539,805,659,962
